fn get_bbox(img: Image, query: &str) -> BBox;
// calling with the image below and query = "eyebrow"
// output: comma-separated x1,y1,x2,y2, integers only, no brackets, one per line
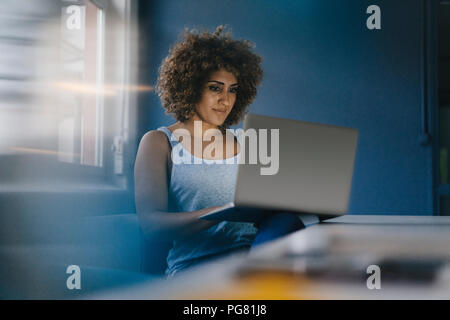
207,80,238,86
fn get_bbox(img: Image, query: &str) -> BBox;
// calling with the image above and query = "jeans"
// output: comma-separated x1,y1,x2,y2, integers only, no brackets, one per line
167,212,307,277
251,212,306,249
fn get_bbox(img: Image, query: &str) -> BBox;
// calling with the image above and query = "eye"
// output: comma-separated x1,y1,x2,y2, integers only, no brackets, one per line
208,85,221,92
229,87,238,94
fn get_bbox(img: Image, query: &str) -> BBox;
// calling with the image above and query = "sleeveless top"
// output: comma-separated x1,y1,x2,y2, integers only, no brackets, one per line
157,127,257,276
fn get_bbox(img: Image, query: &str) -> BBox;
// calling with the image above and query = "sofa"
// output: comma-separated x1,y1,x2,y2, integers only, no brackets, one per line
0,213,171,299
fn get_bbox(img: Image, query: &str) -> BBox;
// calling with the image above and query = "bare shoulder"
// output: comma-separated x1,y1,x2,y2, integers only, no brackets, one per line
139,130,170,154
142,129,168,141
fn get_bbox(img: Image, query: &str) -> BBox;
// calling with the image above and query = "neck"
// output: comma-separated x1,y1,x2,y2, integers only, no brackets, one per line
183,115,220,139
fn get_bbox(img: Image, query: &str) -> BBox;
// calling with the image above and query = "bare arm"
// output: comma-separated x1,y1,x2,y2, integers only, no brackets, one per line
134,130,219,242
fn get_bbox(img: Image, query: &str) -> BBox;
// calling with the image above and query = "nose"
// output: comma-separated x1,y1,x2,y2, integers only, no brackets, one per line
218,90,231,107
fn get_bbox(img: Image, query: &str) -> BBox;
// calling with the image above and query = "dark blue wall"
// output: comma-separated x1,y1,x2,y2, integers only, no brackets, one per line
141,0,434,215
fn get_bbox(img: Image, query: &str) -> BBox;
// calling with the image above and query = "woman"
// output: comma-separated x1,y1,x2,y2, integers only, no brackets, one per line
134,26,304,277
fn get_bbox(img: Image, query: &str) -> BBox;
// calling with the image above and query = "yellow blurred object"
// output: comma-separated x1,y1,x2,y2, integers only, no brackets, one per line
178,271,319,300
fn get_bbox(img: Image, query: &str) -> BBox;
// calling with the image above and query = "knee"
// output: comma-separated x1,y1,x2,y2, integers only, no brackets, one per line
251,212,306,249
259,212,305,233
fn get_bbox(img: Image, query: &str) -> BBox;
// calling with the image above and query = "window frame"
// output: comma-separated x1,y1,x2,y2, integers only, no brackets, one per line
0,0,139,191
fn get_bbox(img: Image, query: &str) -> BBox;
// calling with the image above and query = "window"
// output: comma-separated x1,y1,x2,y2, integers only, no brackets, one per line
0,0,143,188
59,0,105,167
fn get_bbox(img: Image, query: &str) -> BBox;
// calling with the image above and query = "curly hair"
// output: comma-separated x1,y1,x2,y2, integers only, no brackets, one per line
156,25,263,129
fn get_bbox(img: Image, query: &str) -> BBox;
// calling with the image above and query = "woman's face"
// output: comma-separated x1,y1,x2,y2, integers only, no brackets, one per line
194,69,238,127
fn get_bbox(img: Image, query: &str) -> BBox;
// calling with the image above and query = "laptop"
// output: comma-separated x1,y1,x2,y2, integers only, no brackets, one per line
199,113,358,223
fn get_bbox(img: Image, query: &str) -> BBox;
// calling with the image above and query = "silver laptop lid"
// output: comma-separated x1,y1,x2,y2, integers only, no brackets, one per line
234,113,358,216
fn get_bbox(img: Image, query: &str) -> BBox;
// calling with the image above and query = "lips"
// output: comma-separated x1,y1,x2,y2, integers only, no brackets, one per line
212,108,227,113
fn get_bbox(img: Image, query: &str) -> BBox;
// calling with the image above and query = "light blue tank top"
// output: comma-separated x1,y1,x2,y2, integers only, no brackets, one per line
157,127,257,276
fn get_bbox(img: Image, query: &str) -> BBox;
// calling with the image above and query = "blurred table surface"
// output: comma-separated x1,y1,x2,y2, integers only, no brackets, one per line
93,215,450,300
